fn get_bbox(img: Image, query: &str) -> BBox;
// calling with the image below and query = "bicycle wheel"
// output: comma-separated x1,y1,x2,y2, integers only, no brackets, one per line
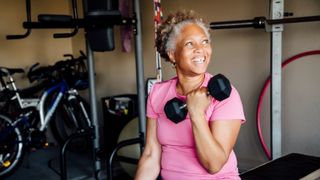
0,114,24,177
50,96,91,152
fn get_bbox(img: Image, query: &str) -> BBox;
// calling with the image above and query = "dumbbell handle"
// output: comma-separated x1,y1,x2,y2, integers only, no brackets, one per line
176,91,211,110
176,76,228,107
180,104,187,109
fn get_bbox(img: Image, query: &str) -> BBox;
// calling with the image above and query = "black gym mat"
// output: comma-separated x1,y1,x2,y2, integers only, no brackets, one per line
240,153,320,180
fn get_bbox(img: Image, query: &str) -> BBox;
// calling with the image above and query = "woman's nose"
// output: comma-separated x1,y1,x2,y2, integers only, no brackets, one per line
194,43,204,53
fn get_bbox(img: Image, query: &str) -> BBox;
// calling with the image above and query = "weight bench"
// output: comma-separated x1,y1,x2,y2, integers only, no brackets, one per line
240,153,320,180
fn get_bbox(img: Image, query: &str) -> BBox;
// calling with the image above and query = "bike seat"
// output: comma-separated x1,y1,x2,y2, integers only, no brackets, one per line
0,67,25,76
18,79,51,98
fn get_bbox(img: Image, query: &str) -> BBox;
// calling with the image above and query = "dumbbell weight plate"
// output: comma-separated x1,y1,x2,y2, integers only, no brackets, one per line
207,74,231,101
164,97,187,123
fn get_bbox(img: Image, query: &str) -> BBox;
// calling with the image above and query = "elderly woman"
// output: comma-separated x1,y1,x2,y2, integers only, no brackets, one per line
135,10,245,180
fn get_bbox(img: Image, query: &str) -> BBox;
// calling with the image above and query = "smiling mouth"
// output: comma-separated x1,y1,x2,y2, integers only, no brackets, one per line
192,57,205,64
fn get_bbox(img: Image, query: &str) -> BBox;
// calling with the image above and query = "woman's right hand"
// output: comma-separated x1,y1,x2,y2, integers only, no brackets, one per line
186,87,211,121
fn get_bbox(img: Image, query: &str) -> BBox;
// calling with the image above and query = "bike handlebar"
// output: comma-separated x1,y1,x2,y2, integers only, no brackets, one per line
27,52,87,87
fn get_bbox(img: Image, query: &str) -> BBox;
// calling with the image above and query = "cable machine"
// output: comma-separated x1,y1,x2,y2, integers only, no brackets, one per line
6,0,146,179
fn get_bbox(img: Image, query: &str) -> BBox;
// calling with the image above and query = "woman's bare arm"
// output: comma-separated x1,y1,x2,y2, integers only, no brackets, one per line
135,118,161,180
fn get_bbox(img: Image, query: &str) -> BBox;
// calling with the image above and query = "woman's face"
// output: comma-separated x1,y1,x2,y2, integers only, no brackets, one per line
168,23,212,77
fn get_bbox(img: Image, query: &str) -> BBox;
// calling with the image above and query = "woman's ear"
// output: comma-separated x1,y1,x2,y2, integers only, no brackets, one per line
167,51,176,64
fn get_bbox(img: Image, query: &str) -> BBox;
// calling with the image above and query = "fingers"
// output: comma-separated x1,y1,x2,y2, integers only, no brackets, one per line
186,88,211,120
187,87,209,97
186,87,211,110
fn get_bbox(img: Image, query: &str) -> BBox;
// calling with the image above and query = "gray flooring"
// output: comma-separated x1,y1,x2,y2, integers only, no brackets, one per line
4,145,132,180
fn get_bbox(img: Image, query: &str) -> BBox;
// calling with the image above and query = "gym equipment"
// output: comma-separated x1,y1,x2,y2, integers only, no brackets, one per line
102,94,138,156
210,0,320,159
240,153,320,179
6,0,146,179
164,74,231,123
256,50,320,160
0,59,92,178
211,15,320,30
102,95,143,179
6,0,136,52
146,0,164,94
83,0,118,51
117,117,140,177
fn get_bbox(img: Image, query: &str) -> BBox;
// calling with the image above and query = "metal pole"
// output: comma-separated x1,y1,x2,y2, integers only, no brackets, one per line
270,0,283,160
210,17,266,29
209,16,320,30
85,39,102,178
268,15,320,25
133,0,146,150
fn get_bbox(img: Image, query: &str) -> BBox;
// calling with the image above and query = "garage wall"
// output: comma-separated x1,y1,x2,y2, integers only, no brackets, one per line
1,0,320,171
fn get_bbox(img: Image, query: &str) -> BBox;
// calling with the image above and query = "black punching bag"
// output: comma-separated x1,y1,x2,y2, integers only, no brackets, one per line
83,0,119,52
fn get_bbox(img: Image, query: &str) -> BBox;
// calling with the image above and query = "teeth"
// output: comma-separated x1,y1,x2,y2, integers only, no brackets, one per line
192,57,205,63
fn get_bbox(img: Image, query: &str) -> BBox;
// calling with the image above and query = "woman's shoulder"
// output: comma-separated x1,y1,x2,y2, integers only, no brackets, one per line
152,76,177,90
147,77,178,110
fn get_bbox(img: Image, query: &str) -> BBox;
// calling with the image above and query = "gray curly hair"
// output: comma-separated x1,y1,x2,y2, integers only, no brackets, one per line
155,10,211,61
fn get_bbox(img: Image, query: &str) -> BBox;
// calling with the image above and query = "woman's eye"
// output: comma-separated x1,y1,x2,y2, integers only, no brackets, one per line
202,40,209,45
185,42,193,47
